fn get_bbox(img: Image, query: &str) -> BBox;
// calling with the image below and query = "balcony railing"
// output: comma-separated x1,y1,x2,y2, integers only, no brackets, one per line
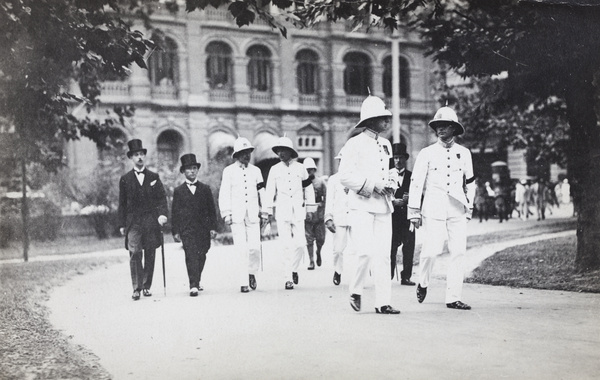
345,95,364,108
209,89,235,102
250,91,272,104
299,94,320,107
384,97,409,109
100,81,130,97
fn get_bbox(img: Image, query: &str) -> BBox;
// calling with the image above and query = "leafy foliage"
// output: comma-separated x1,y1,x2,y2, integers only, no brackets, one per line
0,0,154,171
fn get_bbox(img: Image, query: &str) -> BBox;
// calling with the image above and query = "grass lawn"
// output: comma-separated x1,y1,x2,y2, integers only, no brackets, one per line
467,235,600,293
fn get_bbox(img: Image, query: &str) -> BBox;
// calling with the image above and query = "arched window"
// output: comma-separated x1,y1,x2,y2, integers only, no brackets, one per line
382,56,410,99
157,130,183,170
148,35,178,87
296,49,319,95
343,52,371,95
247,45,272,92
206,41,233,90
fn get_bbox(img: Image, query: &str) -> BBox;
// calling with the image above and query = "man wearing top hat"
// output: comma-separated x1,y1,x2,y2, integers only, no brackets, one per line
264,136,315,290
219,137,268,293
337,95,401,314
408,106,476,310
118,139,169,301
390,143,416,285
171,154,218,297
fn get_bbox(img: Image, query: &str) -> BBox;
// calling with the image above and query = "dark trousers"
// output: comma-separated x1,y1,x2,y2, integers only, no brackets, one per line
129,249,156,291
185,248,208,289
390,227,415,280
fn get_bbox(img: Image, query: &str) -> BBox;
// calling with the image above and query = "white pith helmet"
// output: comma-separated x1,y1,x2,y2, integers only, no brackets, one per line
354,95,393,129
231,137,254,158
428,106,465,136
271,136,298,158
303,157,317,170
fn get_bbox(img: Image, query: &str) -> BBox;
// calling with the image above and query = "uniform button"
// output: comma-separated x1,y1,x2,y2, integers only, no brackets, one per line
447,183,450,185
447,165,450,168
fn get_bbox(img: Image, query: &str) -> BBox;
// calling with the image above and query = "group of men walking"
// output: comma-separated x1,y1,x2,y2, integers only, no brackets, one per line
117,94,476,313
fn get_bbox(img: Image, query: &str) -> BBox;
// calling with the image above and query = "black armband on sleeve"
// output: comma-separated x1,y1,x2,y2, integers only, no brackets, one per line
466,176,476,184
302,178,312,188
256,182,265,190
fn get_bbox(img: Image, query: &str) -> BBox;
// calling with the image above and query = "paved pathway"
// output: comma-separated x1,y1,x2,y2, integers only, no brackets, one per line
46,208,600,380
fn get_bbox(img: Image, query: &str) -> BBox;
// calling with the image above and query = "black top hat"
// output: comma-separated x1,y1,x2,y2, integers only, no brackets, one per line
127,139,147,158
392,143,410,158
179,153,201,173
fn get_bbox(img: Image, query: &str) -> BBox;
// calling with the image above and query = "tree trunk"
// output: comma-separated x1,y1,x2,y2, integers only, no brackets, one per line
21,157,29,262
564,68,600,272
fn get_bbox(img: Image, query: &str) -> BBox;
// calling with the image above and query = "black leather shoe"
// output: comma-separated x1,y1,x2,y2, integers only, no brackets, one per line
241,286,249,293
401,279,416,286
285,281,294,290
249,274,257,290
350,294,361,312
416,284,427,303
142,289,152,297
446,301,471,310
375,305,401,314
292,272,299,285
307,262,315,270
333,272,341,286
132,290,140,301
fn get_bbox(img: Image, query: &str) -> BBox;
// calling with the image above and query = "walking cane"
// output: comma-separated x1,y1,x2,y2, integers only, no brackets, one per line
395,264,400,282
161,229,166,296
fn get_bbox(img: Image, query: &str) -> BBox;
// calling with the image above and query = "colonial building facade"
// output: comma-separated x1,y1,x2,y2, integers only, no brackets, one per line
69,6,438,178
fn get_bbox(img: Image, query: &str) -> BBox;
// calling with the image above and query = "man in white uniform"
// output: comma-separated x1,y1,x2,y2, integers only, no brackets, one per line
338,95,401,314
324,152,350,286
219,137,267,293
264,136,315,290
408,106,476,310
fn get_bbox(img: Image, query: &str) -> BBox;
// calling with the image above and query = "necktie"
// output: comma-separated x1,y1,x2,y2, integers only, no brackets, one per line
187,182,197,187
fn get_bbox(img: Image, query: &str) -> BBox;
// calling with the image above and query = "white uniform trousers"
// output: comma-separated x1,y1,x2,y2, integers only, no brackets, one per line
348,210,392,307
230,217,261,287
331,226,350,274
418,215,467,303
277,219,306,282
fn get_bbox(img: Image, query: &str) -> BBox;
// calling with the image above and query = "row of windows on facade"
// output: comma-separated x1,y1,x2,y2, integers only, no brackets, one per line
148,38,411,98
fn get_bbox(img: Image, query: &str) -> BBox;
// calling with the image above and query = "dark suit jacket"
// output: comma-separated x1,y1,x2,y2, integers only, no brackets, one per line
392,169,412,230
117,169,169,250
171,181,218,254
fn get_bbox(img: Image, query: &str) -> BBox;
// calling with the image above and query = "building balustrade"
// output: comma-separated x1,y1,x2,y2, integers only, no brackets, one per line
151,84,178,99
250,91,272,104
299,94,320,107
209,89,235,102
100,81,130,97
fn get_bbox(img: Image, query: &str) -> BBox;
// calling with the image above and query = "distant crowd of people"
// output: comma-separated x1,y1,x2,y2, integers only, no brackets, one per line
117,95,482,313
473,177,572,223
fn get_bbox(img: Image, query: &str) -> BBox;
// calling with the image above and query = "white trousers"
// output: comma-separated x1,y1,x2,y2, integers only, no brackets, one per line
331,225,350,274
348,210,392,307
277,219,306,282
230,217,261,286
418,215,467,303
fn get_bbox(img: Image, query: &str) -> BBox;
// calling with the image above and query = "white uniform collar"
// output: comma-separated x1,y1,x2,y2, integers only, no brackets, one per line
437,138,455,149
363,129,379,140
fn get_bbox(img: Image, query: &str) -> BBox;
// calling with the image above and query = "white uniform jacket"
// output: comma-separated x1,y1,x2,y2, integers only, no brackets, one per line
219,162,265,224
337,131,397,214
408,141,476,220
265,160,315,222
324,173,350,227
